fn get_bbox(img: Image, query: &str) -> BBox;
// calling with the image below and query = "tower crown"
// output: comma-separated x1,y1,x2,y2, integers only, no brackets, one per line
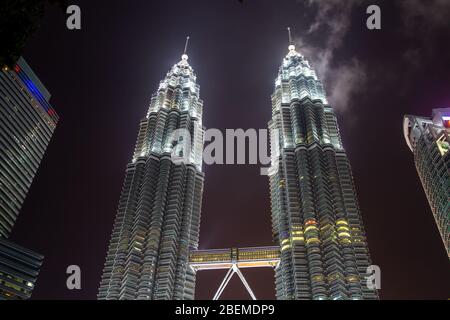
147,37,203,121
273,29,327,106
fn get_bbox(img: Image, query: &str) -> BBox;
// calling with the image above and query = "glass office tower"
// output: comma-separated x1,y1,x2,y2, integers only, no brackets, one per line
404,108,450,259
98,52,205,300
267,44,378,300
0,58,54,299
0,238,43,300
0,57,59,238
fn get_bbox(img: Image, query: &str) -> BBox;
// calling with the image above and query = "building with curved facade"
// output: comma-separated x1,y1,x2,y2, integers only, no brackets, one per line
0,58,58,238
0,58,54,299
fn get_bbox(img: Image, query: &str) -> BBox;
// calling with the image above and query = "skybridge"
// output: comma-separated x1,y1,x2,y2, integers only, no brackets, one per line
189,246,280,300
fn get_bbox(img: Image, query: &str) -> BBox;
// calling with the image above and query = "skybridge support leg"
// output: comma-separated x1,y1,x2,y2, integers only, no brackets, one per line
213,266,234,300
212,264,257,300
234,265,257,300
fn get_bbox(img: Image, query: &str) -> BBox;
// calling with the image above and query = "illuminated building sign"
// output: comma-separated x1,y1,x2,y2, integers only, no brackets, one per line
13,63,58,124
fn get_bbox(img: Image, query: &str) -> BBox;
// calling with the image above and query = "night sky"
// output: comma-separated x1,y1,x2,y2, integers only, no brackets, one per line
9,0,450,300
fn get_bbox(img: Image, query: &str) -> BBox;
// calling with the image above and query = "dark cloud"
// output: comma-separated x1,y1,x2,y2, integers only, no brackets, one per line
294,0,364,113
399,0,450,32
293,0,450,113
398,0,450,68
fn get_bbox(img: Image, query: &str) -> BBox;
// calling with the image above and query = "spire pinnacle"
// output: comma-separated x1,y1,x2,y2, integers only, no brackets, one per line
287,27,295,51
182,36,190,60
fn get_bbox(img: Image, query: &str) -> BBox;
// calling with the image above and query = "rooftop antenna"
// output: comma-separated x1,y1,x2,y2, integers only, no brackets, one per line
287,27,295,51
182,36,190,60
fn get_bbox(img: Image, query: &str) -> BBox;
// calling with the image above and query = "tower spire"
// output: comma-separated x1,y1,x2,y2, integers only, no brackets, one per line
287,27,295,52
182,36,190,60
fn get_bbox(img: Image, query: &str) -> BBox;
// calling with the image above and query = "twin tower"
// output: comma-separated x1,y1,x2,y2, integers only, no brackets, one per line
97,38,378,300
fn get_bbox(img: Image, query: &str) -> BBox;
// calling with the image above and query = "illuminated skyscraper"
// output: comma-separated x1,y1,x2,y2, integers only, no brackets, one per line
0,238,43,300
0,58,59,238
267,36,378,300
98,44,205,300
404,109,450,259
0,57,55,299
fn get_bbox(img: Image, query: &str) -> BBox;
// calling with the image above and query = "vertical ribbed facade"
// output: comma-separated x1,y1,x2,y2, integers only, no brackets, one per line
0,238,43,300
268,45,378,300
98,53,205,300
404,109,450,259
0,58,58,238
0,58,53,299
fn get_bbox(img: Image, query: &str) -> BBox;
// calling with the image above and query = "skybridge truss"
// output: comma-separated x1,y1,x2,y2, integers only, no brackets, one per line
189,246,280,300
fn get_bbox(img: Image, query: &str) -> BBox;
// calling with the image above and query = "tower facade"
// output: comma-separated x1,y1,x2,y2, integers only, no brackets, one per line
0,57,53,299
98,52,205,300
0,238,43,300
268,44,378,300
404,109,450,259
0,58,59,238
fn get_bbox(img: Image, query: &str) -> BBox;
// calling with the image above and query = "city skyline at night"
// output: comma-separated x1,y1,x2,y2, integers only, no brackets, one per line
3,0,449,300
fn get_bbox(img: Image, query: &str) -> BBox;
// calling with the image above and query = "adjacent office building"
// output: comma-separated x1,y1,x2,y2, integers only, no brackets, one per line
404,109,450,259
267,42,378,299
0,57,59,238
98,51,205,300
0,57,57,299
0,238,43,300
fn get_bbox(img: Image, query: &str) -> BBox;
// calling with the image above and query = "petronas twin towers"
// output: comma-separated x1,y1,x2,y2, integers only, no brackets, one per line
98,37,378,300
